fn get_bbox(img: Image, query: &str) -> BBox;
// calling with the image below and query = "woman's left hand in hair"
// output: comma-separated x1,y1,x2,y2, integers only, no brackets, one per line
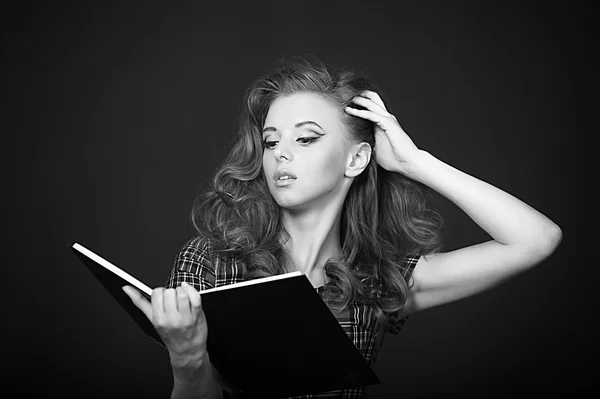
345,90,421,177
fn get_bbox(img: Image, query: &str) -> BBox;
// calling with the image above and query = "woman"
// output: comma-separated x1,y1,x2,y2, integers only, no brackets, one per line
123,56,562,398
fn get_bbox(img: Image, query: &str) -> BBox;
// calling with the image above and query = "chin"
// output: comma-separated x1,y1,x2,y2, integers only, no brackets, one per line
269,190,307,211
273,196,305,210
269,183,337,212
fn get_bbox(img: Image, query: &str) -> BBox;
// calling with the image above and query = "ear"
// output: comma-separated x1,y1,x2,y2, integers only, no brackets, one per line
345,142,372,178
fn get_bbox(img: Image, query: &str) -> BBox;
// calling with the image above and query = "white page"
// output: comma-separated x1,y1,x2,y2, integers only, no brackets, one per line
72,242,304,296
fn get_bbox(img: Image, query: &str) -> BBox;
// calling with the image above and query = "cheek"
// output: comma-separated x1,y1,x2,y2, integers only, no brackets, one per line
262,154,272,174
262,155,278,189
307,148,346,180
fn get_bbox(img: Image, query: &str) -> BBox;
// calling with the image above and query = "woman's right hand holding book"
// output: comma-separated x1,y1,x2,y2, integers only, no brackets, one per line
123,282,209,374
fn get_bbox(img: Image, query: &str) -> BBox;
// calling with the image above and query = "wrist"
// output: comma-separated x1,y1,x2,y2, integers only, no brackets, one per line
393,150,435,182
171,352,211,385
170,349,207,373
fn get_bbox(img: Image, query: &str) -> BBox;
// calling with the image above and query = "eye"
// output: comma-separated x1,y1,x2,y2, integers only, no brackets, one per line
297,137,319,145
263,140,278,149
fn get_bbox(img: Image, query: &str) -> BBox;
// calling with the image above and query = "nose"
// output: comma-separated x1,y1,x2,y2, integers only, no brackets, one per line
273,139,292,161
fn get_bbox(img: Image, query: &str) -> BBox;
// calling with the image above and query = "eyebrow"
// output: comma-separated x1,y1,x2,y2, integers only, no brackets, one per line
262,121,326,134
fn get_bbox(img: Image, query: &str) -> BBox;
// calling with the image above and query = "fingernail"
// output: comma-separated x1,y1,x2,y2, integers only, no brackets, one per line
181,282,188,286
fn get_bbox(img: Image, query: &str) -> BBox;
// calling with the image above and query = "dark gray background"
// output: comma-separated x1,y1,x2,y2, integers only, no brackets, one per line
4,1,594,397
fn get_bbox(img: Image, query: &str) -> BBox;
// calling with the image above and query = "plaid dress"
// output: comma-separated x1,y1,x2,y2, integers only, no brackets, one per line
165,236,419,399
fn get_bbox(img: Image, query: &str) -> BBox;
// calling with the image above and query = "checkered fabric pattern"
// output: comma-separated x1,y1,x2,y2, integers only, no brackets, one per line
165,236,419,399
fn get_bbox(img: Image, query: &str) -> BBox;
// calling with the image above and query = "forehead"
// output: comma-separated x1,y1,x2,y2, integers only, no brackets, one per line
264,93,343,131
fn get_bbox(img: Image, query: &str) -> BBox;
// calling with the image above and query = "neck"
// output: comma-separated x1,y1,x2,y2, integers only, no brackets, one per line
281,204,344,287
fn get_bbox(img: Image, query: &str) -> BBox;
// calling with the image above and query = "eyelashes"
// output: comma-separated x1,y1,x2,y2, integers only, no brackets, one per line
263,137,320,149
297,137,319,145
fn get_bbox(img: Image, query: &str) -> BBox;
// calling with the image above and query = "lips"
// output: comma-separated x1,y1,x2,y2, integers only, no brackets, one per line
273,169,297,182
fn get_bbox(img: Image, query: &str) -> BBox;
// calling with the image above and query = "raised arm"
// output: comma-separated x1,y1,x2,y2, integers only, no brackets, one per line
346,91,562,315
398,151,561,314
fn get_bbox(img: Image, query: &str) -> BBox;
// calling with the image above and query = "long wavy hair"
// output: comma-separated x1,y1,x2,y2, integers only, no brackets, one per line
192,56,443,327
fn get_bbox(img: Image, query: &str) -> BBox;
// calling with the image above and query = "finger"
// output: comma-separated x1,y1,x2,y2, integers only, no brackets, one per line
163,288,177,316
176,286,192,317
361,90,388,111
122,285,153,321
180,282,202,314
345,106,389,127
151,287,166,321
351,96,389,116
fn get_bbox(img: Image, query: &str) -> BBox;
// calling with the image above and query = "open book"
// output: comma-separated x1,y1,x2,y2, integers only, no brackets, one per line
71,242,380,398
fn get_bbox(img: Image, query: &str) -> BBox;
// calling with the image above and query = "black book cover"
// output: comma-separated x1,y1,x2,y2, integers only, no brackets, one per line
71,242,380,398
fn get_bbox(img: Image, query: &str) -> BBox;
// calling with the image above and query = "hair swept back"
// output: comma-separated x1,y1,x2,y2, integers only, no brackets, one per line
191,55,443,328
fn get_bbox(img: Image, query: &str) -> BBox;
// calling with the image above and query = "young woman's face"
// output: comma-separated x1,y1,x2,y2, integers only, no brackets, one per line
262,92,353,211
